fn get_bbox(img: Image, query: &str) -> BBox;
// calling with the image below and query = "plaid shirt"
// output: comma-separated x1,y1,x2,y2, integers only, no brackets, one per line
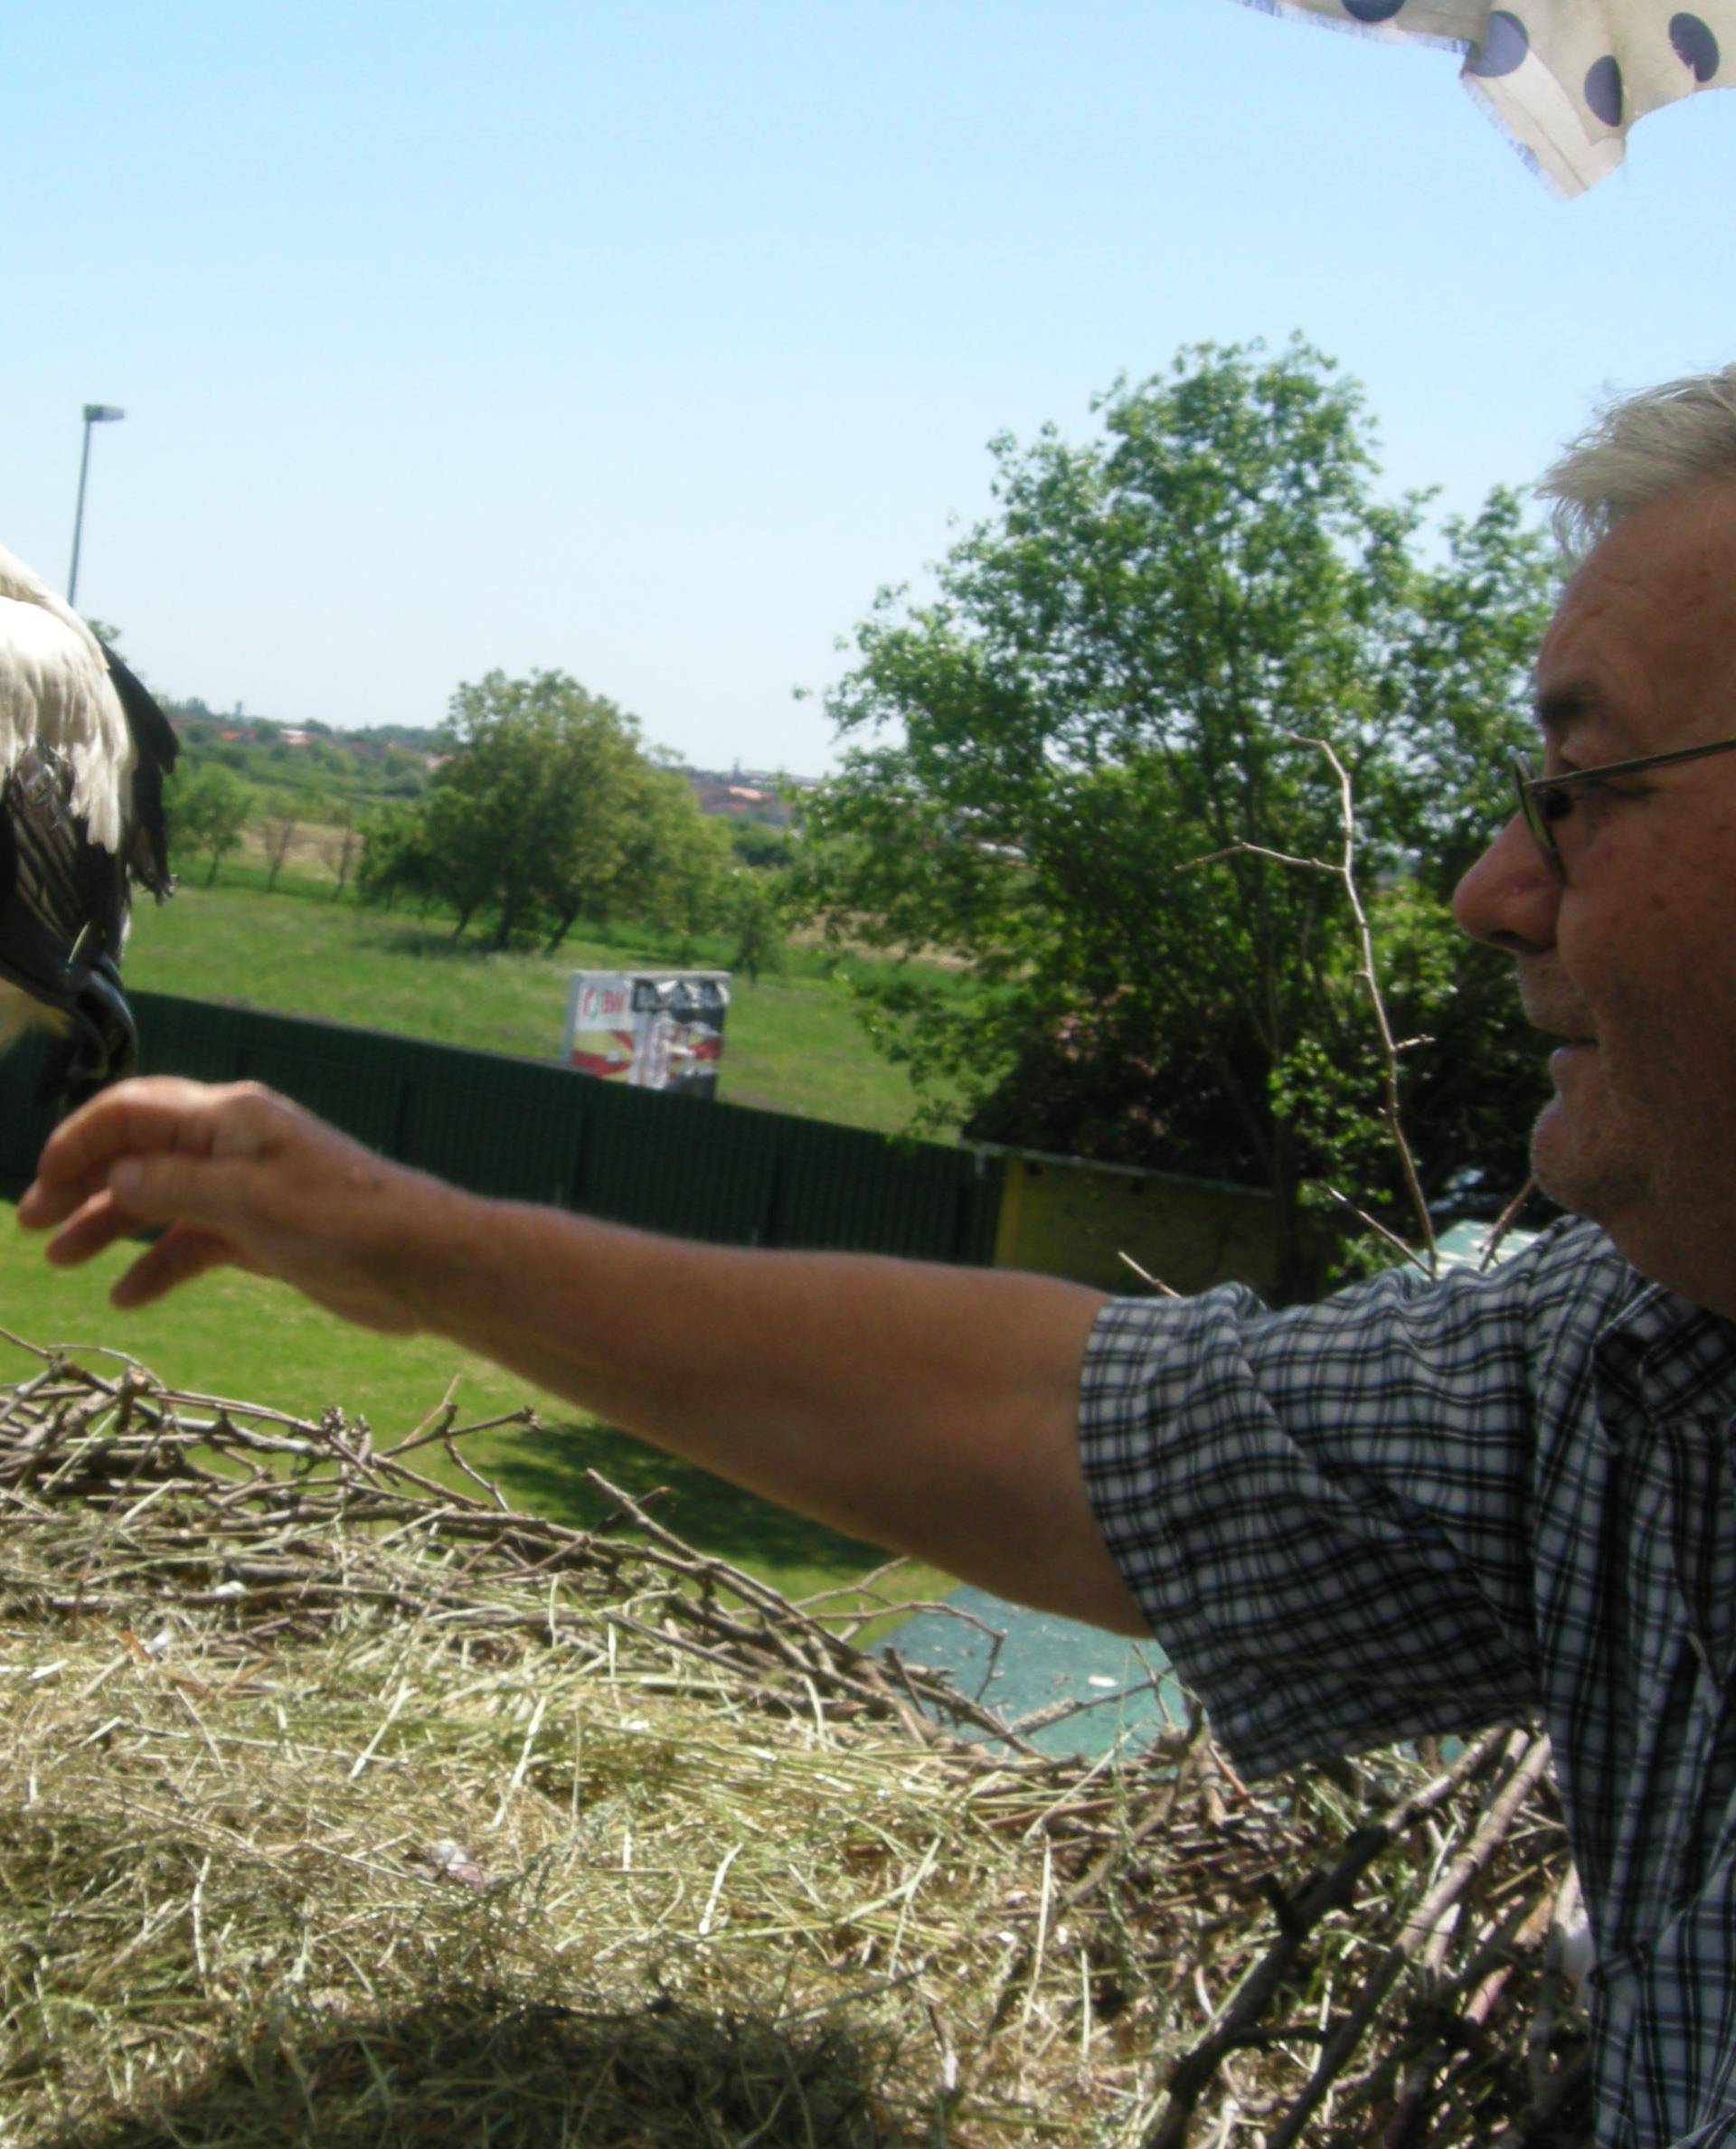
1080,1217,1736,2147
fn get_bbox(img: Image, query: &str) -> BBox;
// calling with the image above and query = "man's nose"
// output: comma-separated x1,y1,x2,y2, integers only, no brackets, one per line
1452,811,1561,954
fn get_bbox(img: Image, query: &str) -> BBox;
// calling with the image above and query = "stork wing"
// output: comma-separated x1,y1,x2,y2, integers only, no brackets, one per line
103,641,178,899
0,545,179,1020
0,548,135,853
0,746,131,1015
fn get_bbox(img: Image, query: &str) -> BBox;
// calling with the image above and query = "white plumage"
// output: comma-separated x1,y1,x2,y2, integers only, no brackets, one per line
0,543,176,1096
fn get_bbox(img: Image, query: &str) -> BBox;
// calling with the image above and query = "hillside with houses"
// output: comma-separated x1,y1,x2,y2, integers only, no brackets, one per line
162,695,815,831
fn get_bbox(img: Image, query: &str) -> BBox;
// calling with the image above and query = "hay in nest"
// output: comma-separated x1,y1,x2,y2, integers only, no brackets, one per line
0,1336,1590,2144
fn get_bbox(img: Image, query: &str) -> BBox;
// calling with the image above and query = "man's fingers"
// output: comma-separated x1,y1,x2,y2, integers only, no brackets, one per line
39,1172,250,1286
101,1152,260,1236
21,1074,420,1332
17,1172,107,1230
41,1187,142,1269
21,1083,291,1242
109,1225,238,1310
27,1079,281,1211
33,1174,249,1309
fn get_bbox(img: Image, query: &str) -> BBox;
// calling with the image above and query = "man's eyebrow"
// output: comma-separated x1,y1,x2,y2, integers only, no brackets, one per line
1534,682,1610,741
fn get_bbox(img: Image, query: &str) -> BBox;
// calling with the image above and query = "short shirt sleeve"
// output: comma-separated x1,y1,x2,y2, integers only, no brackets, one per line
1080,1253,1558,1777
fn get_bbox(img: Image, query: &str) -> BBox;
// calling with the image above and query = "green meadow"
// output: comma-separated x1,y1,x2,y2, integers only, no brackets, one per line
122,868,962,1138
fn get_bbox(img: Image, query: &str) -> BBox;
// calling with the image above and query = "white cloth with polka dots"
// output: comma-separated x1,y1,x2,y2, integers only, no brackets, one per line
1240,0,1734,193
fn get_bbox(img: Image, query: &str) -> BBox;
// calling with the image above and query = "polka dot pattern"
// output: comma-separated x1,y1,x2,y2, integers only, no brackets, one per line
1584,52,1626,123
1466,10,1529,79
1671,11,1722,78
1248,0,1736,193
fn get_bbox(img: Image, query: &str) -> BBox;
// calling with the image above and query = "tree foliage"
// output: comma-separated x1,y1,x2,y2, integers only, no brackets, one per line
356,802,439,913
166,764,253,888
618,771,734,961
727,869,788,985
362,671,732,957
791,342,1560,1292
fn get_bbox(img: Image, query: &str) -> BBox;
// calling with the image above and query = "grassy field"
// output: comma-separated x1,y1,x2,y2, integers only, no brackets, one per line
0,1201,951,1610
124,869,962,1138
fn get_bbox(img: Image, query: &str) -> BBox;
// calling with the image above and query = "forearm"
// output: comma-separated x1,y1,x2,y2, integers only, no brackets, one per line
406,1184,1144,1630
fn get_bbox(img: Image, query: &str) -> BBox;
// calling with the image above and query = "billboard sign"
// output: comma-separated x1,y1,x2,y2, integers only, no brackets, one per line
563,971,731,1098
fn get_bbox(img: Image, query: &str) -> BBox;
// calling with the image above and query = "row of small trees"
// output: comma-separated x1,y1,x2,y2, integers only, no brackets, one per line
166,764,363,893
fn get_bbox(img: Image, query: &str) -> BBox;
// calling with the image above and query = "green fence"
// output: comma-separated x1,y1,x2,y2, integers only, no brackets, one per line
0,994,1003,1267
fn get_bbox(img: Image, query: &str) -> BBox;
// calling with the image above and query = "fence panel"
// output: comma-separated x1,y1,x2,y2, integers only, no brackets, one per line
0,1032,65,1192
0,993,1005,1267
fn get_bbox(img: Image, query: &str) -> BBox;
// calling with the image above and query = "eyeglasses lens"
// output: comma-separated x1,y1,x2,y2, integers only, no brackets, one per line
1510,752,1563,877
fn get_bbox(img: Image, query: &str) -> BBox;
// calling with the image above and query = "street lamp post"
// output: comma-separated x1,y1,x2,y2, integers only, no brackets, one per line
67,402,126,608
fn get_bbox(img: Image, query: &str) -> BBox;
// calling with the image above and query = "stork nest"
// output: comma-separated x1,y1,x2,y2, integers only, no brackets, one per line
0,1336,1590,2145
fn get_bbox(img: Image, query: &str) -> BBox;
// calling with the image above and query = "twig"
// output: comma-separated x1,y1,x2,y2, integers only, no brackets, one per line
1118,1251,1180,1297
1261,1730,1555,2147
1295,733,1438,1268
1324,1184,1432,1276
1479,1179,1539,1274
1146,1725,1517,2147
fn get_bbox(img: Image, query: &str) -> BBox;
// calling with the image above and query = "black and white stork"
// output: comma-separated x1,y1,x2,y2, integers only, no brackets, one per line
0,544,176,1107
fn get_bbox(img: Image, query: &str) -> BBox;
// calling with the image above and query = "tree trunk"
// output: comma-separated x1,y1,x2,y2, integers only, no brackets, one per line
543,907,579,957
488,892,519,953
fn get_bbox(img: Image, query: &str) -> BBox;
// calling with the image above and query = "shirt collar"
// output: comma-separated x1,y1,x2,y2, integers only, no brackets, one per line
1594,1279,1736,1435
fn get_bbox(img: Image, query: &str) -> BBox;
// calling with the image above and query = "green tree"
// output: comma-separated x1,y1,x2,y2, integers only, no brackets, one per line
167,764,252,888
730,820,794,870
257,790,317,892
356,802,438,913
426,672,649,950
726,868,788,985
792,342,1559,1294
319,805,363,900
618,771,734,962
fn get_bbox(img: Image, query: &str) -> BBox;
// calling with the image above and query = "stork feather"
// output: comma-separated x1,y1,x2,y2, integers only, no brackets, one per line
0,543,176,1100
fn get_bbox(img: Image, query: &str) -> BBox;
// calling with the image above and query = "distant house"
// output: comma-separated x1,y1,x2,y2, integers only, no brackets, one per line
682,768,808,825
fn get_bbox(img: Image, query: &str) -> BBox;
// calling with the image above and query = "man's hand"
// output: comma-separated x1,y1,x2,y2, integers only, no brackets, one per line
17,1078,455,1334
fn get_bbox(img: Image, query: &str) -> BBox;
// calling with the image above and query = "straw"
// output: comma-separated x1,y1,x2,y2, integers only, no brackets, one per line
0,1340,1587,2144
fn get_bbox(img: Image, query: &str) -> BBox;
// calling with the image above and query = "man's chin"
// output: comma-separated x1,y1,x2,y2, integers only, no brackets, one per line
1529,1096,1644,1233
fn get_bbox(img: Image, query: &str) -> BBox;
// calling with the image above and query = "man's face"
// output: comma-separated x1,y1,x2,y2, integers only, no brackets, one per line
1452,477,1736,1310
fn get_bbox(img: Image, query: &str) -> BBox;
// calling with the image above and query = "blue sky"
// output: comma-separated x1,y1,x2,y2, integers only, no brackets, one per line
5,2,1734,772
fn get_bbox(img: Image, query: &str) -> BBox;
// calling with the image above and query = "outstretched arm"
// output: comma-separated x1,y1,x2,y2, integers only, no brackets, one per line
19,1079,1146,1634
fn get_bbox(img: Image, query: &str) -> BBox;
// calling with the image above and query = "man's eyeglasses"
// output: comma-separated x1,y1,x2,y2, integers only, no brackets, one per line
1511,736,1736,879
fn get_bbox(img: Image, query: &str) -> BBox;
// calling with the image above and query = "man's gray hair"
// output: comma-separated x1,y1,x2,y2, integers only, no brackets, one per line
1541,366,1736,557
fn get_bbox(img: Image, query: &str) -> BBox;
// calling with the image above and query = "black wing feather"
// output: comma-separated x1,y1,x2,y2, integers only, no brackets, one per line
102,641,178,898
0,646,177,1017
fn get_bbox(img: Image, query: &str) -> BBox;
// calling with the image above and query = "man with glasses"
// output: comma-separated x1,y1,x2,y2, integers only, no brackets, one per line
21,368,1736,2144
